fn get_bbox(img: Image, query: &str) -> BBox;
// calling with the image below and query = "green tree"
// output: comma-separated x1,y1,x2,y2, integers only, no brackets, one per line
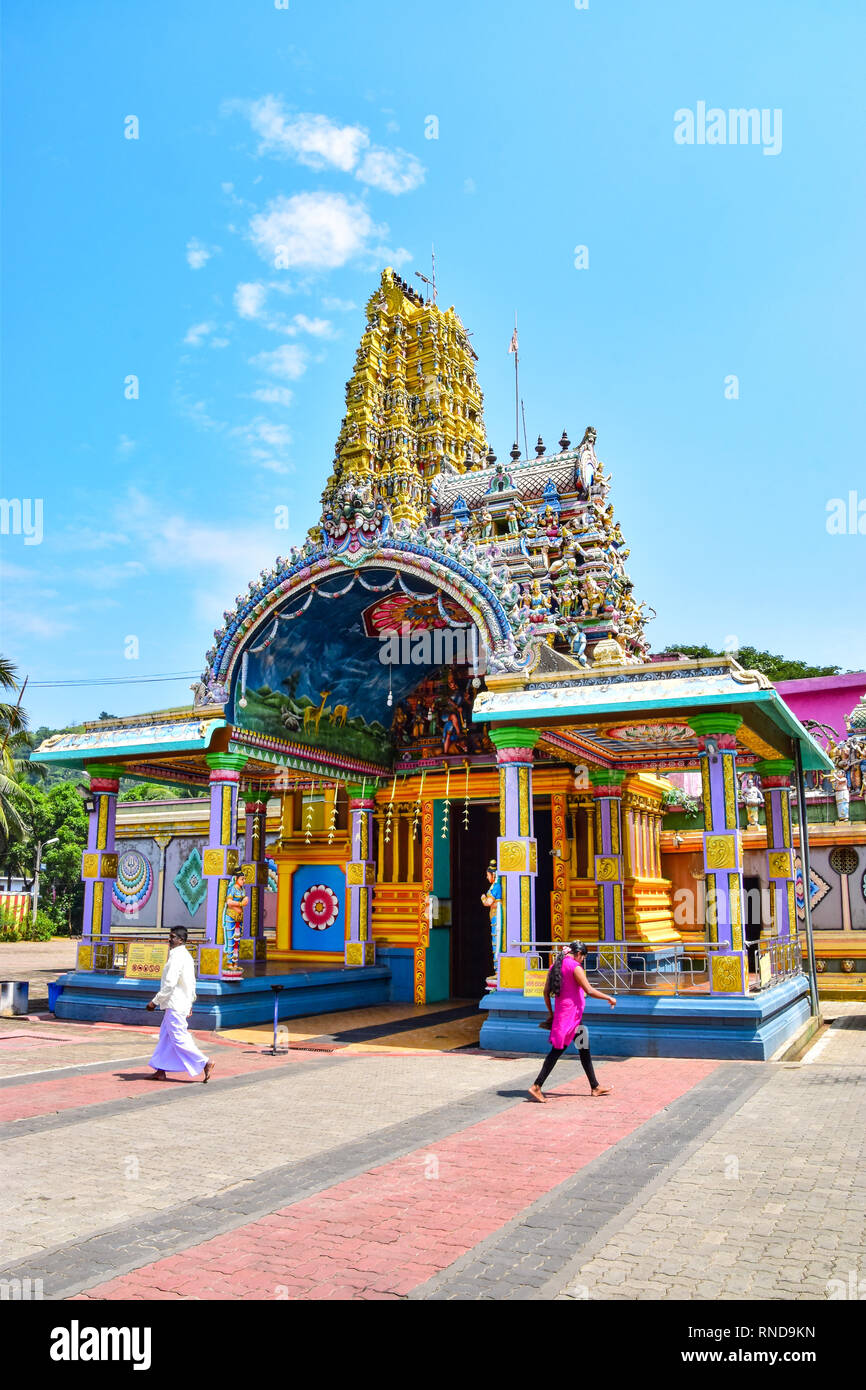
667,644,841,683
0,783,89,933
119,782,181,801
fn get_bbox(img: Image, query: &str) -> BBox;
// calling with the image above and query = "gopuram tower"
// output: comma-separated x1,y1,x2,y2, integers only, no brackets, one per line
319,267,488,528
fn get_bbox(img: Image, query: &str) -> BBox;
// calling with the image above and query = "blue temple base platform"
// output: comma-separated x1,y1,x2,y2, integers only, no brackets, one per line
54,961,392,1030
479,976,812,1062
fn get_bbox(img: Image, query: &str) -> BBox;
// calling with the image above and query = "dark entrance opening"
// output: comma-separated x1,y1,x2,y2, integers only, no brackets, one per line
450,800,554,998
743,875,762,973
451,803,497,998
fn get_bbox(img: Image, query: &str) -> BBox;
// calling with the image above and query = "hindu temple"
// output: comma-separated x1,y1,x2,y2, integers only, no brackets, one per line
36,268,836,1058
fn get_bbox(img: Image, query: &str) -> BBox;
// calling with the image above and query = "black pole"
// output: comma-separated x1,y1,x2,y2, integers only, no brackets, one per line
793,740,821,1019
270,983,285,1054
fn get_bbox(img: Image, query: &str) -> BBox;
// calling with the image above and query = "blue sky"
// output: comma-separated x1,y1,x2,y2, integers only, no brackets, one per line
3,0,864,729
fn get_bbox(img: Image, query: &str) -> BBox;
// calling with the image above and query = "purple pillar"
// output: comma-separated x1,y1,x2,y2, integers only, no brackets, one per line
241,797,269,961
81,767,121,947
344,782,377,967
689,714,748,995
202,753,247,949
756,759,796,944
589,770,625,943
489,728,540,990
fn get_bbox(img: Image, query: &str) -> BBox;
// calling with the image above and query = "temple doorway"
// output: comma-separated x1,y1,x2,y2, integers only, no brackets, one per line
451,804,497,998
449,801,553,999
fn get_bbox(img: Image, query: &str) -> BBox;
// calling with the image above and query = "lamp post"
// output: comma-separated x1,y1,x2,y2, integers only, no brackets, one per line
32,837,59,922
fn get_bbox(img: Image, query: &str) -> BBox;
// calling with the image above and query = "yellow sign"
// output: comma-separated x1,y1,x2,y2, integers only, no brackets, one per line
523,968,548,998
124,942,170,981
758,952,772,989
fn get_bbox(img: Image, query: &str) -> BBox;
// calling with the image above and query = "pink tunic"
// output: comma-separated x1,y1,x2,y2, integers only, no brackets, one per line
549,954,586,1050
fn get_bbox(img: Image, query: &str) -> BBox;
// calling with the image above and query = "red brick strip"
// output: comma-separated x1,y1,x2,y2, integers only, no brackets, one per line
0,1040,318,1124
75,1057,718,1301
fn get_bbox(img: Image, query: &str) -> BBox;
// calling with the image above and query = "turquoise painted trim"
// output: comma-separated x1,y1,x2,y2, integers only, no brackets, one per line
474,689,831,773
35,722,227,766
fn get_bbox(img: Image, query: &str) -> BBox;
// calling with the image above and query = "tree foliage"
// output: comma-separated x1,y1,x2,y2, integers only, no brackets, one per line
666,644,841,683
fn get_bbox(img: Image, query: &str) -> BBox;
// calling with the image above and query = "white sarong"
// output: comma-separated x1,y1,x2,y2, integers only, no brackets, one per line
149,1008,209,1076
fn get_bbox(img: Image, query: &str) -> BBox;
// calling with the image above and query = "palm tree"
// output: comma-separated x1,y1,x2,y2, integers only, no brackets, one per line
0,657,32,845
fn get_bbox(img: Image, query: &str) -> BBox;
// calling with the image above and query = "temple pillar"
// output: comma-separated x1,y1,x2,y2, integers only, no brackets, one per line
755,759,796,944
203,753,246,947
242,797,269,958
550,792,569,942
81,766,121,944
344,782,377,967
589,769,625,943
688,714,748,994
490,728,540,989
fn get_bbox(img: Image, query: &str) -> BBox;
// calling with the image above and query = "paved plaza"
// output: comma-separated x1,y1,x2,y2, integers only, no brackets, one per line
0,964,864,1301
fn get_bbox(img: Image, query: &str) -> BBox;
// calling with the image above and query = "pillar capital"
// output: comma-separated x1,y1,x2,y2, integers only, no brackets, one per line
85,763,124,793
688,713,743,743
754,758,794,785
589,768,625,795
489,727,541,761
346,779,380,804
206,751,248,778
88,775,120,795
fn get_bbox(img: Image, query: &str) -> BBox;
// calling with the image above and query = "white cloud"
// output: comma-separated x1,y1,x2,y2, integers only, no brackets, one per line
229,416,294,474
355,147,424,195
235,282,268,319
116,435,136,456
186,237,217,269
249,343,308,381
243,98,368,171
232,97,424,196
290,314,333,338
464,177,477,194
248,192,391,270
184,321,216,346
322,296,357,312
250,386,293,406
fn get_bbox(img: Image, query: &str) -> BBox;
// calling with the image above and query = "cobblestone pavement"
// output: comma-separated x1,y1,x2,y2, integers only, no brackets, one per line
0,999,862,1301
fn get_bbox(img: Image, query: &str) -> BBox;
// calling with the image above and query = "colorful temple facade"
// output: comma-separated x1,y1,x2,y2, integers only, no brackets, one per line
37,269,835,1057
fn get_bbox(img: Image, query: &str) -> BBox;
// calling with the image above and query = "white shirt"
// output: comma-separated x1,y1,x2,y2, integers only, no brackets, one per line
151,945,197,1016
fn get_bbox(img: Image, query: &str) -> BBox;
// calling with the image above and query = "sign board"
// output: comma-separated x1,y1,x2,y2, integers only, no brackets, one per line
124,943,169,982
523,968,548,998
758,952,772,989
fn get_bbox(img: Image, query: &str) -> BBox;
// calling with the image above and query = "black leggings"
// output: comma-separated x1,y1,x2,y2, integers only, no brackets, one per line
534,1041,599,1091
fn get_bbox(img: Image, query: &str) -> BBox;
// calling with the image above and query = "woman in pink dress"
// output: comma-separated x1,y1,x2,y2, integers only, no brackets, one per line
529,941,615,1103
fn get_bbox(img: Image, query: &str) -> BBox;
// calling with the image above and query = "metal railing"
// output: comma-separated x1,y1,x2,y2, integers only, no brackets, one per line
752,933,804,991
509,938,734,997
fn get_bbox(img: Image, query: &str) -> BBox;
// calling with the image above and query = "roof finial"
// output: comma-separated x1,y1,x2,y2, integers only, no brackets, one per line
535,435,546,457
559,429,570,451
510,441,521,462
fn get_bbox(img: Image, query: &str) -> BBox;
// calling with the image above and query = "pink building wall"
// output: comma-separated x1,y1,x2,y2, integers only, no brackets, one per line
775,671,866,742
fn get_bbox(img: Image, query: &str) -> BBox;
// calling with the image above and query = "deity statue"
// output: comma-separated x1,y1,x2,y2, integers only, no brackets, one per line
222,870,249,976
575,425,598,492
740,774,764,829
566,624,589,666
832,771,851,823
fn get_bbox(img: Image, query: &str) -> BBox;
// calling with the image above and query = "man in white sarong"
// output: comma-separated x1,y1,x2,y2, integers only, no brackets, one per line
146,926,214,1083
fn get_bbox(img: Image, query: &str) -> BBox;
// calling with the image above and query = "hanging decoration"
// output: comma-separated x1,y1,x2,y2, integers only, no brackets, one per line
463,759,470,829
327,781,340,844
412,769,426,839
441,764,451,840
303,783,315,844
384,772,397,844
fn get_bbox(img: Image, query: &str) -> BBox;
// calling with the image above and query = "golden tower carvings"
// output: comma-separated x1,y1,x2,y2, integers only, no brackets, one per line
321,267,488,527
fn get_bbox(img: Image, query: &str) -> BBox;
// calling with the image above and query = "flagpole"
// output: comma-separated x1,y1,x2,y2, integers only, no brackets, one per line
513,313,519,451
